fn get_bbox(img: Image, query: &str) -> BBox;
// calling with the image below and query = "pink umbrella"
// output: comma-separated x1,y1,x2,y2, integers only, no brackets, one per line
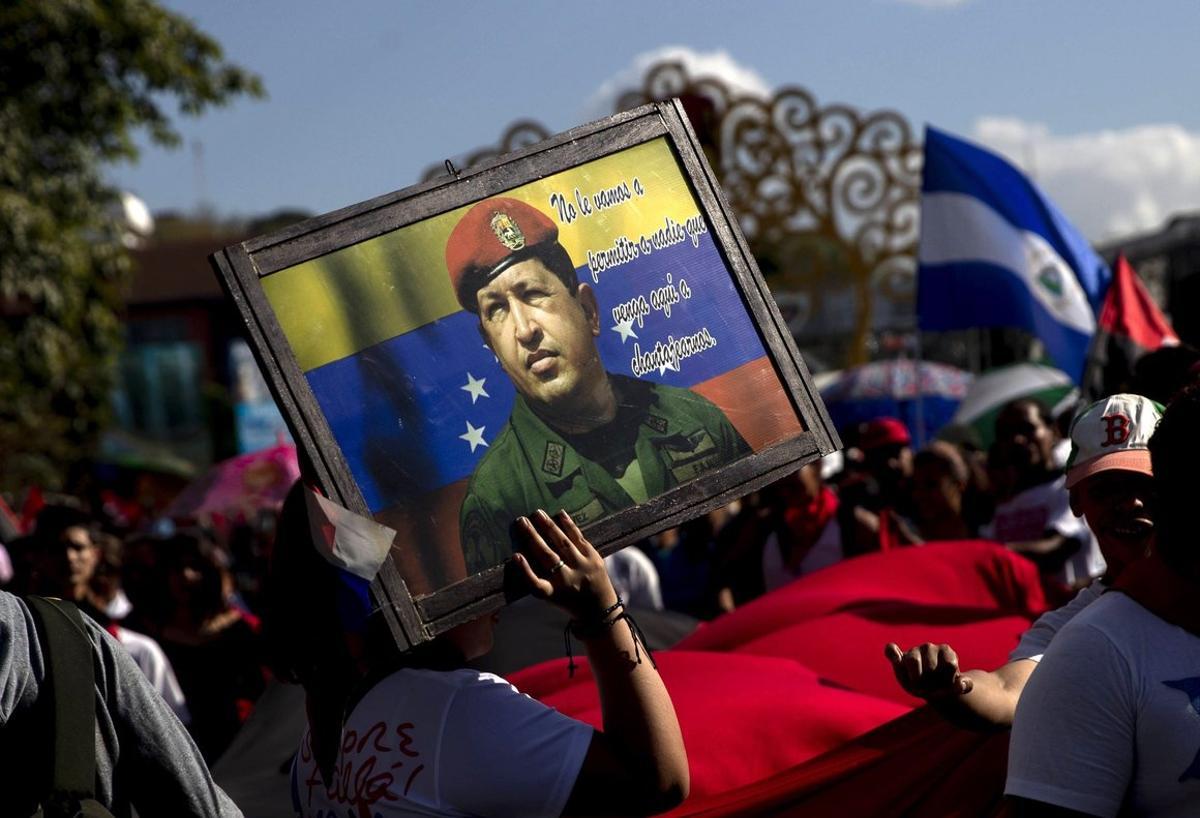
165,444,300,523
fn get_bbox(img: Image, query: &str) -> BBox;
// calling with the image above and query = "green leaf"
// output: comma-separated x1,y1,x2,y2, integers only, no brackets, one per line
0,0,262,491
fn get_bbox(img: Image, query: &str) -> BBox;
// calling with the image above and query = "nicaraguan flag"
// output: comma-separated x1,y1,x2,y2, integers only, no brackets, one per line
917,126,1111,383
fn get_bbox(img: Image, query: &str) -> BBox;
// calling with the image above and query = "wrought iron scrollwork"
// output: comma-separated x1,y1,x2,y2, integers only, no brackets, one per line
422,61,922,365
618,64,921,364
420,120,552,183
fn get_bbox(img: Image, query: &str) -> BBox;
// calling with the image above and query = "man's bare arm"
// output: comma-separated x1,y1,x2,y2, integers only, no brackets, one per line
884,643,1036,729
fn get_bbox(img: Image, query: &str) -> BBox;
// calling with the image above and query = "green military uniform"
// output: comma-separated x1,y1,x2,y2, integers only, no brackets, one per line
459,374,751,573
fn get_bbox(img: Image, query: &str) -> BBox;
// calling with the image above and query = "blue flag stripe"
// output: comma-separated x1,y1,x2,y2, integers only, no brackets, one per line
920,260,1092,380
921,127,1110,314
919,192,1094,336
917,126,1110,384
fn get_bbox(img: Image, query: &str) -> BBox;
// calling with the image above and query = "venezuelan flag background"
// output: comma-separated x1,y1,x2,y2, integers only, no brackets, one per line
263,138,804,592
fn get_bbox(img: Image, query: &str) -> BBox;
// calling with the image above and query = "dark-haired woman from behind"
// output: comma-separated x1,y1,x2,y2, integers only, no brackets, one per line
266,482,688,817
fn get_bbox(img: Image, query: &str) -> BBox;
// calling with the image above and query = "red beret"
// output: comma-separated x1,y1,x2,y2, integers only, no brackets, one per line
859,417,912,450
445,197,559,312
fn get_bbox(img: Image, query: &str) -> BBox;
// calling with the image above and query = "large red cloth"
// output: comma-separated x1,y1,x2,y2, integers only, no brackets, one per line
734,607,1034,707
675,706,1011,817
678,541,1049,652
516,542,1048,810
510,651,908,800
1086,254,1180,397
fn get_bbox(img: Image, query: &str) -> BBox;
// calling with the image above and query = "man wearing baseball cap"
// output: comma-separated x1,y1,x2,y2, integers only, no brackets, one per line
446,196,750,573
885,393,1160,729
1008,388,1200,816
837,417,920,554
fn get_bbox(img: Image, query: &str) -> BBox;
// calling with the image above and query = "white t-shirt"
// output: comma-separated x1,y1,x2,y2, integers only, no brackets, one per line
1007,592,1200,817
761,518,843,593
1008,581,1106,663
116,625,191,724
1052,437,1072,470
291,667,592,817
981,475,1106,586
605,548,664,610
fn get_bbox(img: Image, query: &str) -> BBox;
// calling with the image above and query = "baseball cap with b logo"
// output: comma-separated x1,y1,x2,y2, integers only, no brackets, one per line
1064,393,1164,489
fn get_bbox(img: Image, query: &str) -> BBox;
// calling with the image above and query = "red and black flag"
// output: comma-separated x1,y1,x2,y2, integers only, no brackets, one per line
1085,254,1178,399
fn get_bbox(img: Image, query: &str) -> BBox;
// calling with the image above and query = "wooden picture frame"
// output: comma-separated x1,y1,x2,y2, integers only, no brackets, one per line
211,100,840,649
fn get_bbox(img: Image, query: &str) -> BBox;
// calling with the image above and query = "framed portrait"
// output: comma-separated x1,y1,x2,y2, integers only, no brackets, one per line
211,100,839,648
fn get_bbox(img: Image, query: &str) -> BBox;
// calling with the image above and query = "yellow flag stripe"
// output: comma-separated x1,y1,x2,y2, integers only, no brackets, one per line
266,138,705,372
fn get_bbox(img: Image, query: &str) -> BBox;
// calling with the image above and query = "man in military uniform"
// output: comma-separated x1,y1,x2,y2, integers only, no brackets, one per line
445,196,751,573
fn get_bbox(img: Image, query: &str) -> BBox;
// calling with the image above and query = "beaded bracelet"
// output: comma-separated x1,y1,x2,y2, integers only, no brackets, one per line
568,596,627,639
563,596,658,677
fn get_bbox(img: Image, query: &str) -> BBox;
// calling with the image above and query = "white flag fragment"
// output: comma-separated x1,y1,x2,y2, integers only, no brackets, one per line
304,487,396,582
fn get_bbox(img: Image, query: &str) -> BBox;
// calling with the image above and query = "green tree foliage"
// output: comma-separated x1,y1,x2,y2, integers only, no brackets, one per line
0,1,262,490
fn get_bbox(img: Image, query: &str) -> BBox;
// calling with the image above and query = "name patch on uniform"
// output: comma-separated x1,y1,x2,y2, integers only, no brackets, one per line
664,429,720,483
567,497,606,526
542,441,566,477
643,414,668,433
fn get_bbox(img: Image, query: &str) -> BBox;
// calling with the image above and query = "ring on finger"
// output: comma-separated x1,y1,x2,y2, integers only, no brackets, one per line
549,558,566,574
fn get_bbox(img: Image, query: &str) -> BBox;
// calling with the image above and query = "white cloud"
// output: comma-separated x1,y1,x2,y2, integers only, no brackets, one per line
582,46,771,122
971,117,1200,241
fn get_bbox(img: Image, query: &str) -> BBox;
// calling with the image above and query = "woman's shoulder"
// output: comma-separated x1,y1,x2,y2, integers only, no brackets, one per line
363,666,518,705
344,666,551,754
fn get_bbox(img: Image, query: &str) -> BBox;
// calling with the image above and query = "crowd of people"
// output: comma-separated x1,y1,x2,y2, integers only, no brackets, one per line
613,346,1200,623
1,346,1199,815
619,396,1099,619
0,503,270,767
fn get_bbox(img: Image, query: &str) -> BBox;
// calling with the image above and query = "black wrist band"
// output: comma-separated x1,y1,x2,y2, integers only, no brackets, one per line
568,597,625,640
562,596,657,678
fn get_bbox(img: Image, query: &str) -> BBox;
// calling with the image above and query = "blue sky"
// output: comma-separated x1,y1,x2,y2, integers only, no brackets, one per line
108,0,1200,241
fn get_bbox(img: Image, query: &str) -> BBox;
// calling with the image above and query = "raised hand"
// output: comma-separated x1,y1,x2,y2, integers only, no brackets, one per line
884,642,974,699
512,508,619,621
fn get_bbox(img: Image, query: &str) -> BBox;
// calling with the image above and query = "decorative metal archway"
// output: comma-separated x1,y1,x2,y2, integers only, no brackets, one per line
425,62,922,367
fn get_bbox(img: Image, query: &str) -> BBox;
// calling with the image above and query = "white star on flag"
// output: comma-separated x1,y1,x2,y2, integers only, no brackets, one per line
658,359,679,376
610,317,639,344
461,373,489,404
459,421,488,453
482,343,498,363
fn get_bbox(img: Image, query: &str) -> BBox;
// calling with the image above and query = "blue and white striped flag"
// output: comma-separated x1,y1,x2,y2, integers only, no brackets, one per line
917,126,1111,383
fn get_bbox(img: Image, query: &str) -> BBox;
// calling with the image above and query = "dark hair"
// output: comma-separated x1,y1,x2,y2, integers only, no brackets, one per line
263,481,354,686
466,242,580,315
536,242,580,292
32,504,91,546
1131,344,1200,405
914,441,969,484
92,530,123,571
164,529,230,622
264,483,471,686
264,482,467,786
997,397,1054,428
1148,382,1200,569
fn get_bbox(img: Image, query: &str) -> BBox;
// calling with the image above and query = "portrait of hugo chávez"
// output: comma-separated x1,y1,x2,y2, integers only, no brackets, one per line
446,197,751,573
